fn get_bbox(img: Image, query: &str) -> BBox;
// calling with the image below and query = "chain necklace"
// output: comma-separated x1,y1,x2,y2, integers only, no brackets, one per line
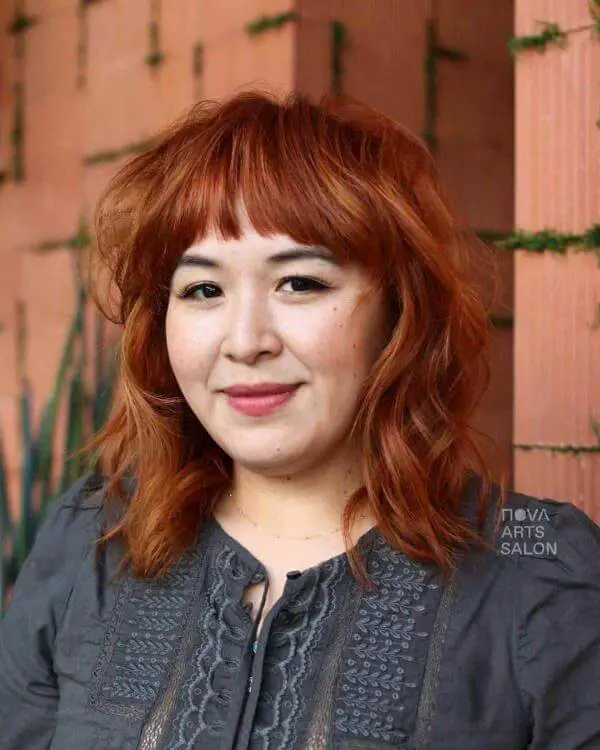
224,490,366,541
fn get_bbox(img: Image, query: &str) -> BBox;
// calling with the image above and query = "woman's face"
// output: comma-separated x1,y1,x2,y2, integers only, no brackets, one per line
166,210,390,476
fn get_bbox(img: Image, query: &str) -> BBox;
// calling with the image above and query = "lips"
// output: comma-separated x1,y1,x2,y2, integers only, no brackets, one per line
222,383,300,397
223,383,301,417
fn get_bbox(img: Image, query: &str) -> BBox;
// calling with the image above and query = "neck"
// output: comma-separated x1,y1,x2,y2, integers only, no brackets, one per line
219,446,371,539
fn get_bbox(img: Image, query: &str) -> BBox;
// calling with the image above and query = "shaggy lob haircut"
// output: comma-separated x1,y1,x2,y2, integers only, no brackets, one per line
84,88,505,586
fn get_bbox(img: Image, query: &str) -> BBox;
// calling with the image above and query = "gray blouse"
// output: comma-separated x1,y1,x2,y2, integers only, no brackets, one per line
1,471,600,749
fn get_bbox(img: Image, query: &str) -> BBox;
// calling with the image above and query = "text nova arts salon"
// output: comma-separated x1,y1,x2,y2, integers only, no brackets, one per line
499,506,558,556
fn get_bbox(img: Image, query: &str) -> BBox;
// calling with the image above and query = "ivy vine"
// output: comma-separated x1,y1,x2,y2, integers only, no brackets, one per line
77,1,110,87
489,314,514,329
330,20,346,96
423,18,468,152
11,80,24,181
476,227,600,263
145,0,164,68
6,10,36,36
507,22,566,54
245,11,297,36
8,1,34,182
77,1,89,88
516,412,600,454
35,219,92,252
83,139,154,165
193,42,204,99
193,42,204,79
508,3,600,54
514,442,600,455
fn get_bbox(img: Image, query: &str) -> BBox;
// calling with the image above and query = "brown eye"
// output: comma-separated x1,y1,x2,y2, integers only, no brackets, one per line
178,283,222,300
278,276,330,293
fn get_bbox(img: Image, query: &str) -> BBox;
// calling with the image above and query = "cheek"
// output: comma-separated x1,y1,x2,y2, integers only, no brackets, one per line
300,307,380,377
165,312,186,371
165,310,208,380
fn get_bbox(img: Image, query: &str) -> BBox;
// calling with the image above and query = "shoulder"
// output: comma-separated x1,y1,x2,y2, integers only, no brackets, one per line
490,485,600,575
39,469,133,530
458,477,600,631
1,473,112,655
460,475,600,572
8,473,107,595
487,489,600,744
6,470,132,606
484,486,600,681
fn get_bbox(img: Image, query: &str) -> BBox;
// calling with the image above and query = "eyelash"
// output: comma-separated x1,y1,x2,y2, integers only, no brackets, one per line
177,276,330,301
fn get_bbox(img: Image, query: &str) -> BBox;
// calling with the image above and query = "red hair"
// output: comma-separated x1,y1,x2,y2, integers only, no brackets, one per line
84,88,505,585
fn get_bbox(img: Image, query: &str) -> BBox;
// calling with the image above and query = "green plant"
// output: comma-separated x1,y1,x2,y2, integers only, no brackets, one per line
7,11,36,36
330,20,346,96
591,0,600,34
11,80,24,182
145,0,164,68
36,218,92,252
245,11,297,36
193,42,204,79
423,18,468,151
489,226,600,264
83,139,154,165
0,280,118,615
508,22,566,55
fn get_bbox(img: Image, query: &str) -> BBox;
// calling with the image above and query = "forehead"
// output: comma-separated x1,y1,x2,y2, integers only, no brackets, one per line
181,203,342,270
177,198,362,276
186,199,295,257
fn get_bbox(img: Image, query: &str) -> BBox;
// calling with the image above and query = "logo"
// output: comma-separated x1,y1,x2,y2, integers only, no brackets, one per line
498,506,558,557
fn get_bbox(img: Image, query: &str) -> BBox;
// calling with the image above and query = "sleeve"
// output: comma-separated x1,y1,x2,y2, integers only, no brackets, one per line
513,497,600,749
0,472,104,750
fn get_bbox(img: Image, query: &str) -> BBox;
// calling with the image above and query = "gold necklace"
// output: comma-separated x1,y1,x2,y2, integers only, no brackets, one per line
225,490,365,541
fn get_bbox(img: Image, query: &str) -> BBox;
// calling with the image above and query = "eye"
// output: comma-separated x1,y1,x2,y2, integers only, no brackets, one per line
278,276,330,294
176,276,329,301
177,282,221,300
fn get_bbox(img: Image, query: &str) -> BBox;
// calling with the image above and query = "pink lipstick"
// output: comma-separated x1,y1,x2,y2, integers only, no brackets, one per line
222,383,301,417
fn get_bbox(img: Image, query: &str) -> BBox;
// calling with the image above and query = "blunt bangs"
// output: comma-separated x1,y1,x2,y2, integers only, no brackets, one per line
95,90,438,323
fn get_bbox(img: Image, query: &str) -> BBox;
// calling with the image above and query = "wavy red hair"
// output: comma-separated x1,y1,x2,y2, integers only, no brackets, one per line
84,88,506,586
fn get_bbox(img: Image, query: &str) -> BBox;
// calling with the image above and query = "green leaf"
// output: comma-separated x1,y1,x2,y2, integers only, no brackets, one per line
7,12,37,36
59,367,87,495
15,379,37,570
0,431,13,614
245,11,297,35
93,356,117,436
582,224,600,248
38,292,85,513
0,431,11,538
92,312,117,436
507,21,566,55
2,286,119,614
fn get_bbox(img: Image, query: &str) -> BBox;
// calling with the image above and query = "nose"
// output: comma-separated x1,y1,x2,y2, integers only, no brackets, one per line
219,290,282,364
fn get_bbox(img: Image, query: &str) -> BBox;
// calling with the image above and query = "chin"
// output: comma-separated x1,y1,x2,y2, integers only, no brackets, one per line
223,440,318,476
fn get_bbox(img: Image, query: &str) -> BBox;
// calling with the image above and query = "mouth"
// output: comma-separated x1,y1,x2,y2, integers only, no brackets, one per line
222,383,301,397
223,384,301,416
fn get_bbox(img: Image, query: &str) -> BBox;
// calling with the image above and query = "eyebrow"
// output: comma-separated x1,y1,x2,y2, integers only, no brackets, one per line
174,246,344,271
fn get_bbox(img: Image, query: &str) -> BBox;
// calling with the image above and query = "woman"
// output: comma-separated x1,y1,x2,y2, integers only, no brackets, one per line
1,89,599,750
